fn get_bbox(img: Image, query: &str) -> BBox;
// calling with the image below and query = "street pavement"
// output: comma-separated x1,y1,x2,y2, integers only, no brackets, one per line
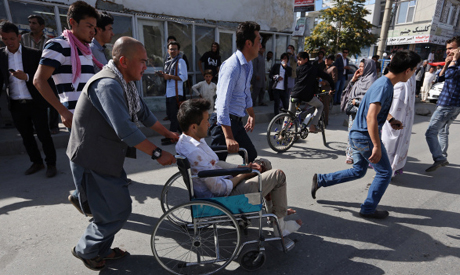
1,101,459,275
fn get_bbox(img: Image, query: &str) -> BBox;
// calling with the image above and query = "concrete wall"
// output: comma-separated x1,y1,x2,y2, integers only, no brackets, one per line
51,0,295,32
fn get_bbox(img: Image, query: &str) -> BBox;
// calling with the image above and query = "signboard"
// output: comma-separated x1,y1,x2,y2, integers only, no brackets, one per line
387,34,446,45
293,18,307,36
294,0,315,12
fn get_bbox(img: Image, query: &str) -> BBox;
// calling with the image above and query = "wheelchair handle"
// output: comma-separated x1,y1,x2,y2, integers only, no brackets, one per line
210,146,249,165
197,167,252,178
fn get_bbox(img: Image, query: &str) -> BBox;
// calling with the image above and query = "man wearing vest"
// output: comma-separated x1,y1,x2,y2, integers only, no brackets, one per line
67,37,178,271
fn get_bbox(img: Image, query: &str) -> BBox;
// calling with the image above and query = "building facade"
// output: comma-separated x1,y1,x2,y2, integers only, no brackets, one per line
0,0,296,111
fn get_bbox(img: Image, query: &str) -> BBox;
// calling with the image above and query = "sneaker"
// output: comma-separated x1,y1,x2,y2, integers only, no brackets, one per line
311,174,319,199
425,160,449,172
68,195,92,217
359,210,389,219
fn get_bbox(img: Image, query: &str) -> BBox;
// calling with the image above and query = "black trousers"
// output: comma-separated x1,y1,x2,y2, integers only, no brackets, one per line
166,96,185,133
209,113,257,163
10,100,56,165
273,89,289,116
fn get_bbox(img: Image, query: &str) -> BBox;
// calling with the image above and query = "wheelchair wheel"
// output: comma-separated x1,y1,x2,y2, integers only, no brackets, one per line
239,249,266,271
318,112,327,146
152,201,241,275
267,113,298,153
161,172,189,215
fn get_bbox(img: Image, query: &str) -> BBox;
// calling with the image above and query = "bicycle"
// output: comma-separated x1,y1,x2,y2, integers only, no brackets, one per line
266,93,328,153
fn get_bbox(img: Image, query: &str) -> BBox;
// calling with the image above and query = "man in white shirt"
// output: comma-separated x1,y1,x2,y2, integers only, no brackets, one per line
0,22,57,177
158,41,188,133
176,98,302,236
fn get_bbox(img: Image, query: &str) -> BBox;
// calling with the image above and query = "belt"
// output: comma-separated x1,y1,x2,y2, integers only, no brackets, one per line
12,99,33,104
229,114,243,122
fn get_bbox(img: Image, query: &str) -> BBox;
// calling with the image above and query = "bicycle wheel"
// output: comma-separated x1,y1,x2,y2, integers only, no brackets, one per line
318,112,327,146
161,172,191,222
152,201,241,275
267,113,298,153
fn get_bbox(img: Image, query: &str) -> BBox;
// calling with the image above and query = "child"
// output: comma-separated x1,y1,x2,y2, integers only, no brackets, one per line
421,66,436,102
191,69,217,113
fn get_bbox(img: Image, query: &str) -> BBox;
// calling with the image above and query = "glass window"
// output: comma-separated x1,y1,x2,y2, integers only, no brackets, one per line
0,1,7,21
138,20,165,97
168,22,193,72
275,35,288,62
59,8,68,31
397,2,409,24
9,1,58,37
104,15,133,60
195,25,215,71
219,32,234,62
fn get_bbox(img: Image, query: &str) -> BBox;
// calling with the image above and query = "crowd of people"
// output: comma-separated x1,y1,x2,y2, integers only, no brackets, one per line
1,0,459,271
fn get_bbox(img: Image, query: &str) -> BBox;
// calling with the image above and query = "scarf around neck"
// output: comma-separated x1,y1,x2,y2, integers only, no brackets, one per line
105,60,141,123
164,54,181,75
62,30,103,88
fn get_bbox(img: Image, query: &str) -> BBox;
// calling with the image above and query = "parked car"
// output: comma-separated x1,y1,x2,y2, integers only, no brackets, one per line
427,81,443,103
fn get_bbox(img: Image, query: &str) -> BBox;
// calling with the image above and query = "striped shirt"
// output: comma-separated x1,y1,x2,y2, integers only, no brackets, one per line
39,36,95,112
21,33,49,50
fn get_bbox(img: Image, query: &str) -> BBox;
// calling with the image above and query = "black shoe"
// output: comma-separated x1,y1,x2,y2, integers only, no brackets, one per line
68,195,92,216
359,210,389,219
425,160,449,172
25,163,45,175
46,165,57,178
311,173,319,199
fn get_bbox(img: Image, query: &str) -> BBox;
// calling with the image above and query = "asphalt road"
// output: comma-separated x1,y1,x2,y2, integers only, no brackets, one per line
1,102,459,275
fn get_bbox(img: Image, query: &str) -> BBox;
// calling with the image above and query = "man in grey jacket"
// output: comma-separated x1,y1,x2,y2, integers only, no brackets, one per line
67,37,178,271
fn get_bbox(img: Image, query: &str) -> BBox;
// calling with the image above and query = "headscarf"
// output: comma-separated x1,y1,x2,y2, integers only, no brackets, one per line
105,60,141,123
341,58,377,112
62,30,103,88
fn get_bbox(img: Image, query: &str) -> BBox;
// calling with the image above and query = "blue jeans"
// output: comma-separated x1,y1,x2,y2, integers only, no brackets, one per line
317,132,392,214
425,106,460,162
334,74,346,104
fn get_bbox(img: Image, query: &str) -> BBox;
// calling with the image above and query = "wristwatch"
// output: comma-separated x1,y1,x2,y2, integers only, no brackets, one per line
151,147,162,160
388,117,395,123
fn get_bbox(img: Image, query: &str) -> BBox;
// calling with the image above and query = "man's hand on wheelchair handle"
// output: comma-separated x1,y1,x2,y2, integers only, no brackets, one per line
225,138,239,153
156,151,176,166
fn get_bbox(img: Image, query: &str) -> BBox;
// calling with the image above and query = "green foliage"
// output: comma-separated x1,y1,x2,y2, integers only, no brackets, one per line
304,0,378,55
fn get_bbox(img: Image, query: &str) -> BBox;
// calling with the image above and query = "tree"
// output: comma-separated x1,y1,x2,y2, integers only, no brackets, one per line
305,0,378,55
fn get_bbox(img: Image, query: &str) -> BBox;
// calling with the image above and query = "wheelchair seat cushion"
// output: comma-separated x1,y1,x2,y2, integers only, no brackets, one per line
192,193,262,218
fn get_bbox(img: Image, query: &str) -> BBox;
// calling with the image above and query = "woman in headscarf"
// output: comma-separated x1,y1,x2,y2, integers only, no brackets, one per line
340,58,377,164
381,73,416,177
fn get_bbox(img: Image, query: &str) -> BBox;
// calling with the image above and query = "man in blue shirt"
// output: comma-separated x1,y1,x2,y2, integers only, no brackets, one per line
311,50,421,219
210,21,261,162
90,11,114,71
425,36,460,172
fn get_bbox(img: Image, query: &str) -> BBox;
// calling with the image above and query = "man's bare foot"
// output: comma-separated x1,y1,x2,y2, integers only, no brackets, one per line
309,125,319,133
287,208,296,215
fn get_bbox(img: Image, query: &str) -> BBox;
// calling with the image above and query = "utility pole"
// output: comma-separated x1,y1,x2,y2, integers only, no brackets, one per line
377,0,395,58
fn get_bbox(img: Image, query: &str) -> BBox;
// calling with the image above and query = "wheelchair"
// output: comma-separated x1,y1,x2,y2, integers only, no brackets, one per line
151,147,296,274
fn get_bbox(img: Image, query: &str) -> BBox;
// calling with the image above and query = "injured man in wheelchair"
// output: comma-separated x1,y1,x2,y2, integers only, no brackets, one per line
176,98,302,236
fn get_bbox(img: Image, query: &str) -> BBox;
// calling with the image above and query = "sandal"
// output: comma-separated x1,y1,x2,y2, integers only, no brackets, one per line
346,158,353,164
71,247,106,271
103,247,129,260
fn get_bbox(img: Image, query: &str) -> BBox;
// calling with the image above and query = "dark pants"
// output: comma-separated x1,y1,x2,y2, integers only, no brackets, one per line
10,100,56,166
48,106,59,130
209,113,257,162
273,89,289,116
334,75,346,104
166,96,185,133
251,86,265,106
416,80,423,95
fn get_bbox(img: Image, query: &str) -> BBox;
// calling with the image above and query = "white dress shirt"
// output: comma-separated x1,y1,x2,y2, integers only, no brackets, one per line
275,65,285,90
175,134,238,198
6,45,32,100
165,58,188,98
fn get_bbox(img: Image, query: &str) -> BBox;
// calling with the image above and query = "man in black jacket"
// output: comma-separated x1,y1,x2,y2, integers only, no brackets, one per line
0,22,56,177
290,52,335,133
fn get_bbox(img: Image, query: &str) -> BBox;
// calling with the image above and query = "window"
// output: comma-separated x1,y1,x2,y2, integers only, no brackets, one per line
0,1,7,22
195,25,216,71
138,20,164,97
9,1,58,37
168,22,193,72
396,0,416,24
104,15,133,60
